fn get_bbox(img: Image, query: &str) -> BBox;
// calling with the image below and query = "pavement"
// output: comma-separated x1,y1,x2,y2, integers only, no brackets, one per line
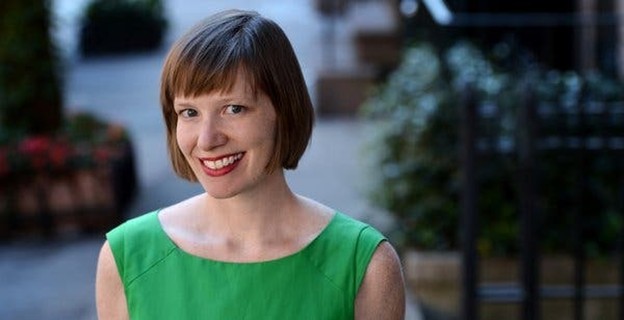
0,0,422,319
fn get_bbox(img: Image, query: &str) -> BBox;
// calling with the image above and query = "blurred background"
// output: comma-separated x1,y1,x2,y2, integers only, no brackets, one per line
0,0,623,319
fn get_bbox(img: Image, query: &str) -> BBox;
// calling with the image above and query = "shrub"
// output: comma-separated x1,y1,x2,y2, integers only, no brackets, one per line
362,41,624,257
79,0,168,56
0,0,63,135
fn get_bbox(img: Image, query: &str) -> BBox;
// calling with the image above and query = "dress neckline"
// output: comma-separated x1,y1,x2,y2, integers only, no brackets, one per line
153,210,340,265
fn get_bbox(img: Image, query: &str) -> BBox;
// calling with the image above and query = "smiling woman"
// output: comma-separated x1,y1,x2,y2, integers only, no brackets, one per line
95,9,405,320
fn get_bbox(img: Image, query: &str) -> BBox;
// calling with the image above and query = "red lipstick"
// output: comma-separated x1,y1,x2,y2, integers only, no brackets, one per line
198,152,244,177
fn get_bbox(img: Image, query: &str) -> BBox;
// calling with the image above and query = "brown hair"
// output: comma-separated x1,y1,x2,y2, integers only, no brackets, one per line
160,10,314,181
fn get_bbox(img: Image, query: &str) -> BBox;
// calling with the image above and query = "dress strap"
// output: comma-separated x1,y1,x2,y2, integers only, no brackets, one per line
302,212,386,300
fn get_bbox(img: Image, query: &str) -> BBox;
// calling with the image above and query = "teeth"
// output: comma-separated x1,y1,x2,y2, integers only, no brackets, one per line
203,153,242,170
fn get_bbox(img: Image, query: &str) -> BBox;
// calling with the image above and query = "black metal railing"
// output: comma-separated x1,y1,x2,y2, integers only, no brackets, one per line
459,84,624,320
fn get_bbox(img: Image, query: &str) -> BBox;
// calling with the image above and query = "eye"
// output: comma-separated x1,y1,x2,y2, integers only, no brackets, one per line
225,105,245,115
179,109,198,118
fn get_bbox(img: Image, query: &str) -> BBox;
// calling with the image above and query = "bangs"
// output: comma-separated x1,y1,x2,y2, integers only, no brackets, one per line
161,11,269,105
163,42,263,100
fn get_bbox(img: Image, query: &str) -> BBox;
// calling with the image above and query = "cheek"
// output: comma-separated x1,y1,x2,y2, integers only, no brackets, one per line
176,125,194,155
259,119,277,149
263,111,278,141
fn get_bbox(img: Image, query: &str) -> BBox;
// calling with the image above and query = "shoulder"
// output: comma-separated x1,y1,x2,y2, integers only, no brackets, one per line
106,210,175,284
306,211,388,285
330,213,387,256
310,211,404,316
365,242,404,286
355,241,405,319
107,210,161,250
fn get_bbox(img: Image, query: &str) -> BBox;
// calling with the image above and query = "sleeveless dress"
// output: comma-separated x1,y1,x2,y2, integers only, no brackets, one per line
106,211,386,319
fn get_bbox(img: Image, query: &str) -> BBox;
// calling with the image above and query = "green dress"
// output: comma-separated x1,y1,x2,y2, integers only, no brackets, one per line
107,211,386,319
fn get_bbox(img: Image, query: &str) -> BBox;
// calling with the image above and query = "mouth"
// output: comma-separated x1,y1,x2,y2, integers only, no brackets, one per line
199,152,244,176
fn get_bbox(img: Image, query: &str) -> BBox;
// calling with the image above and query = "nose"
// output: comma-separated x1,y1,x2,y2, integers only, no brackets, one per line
197,116,227,150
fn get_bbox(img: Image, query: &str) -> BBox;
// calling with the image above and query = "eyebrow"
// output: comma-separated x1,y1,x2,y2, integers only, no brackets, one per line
173,102,194,109
173,95,252,108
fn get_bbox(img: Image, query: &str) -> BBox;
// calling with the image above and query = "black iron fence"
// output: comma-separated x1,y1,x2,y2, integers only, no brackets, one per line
460,83,624,319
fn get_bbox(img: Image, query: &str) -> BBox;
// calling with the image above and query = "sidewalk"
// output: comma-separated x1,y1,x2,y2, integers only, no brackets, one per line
0,1,421,319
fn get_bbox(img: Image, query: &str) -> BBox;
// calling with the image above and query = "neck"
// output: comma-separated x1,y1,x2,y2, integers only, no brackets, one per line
200,169,301,243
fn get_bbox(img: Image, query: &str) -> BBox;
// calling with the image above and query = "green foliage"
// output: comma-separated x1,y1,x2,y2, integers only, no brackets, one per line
533,71,624,258
79,0,168,56
0,0,63,135
362,41,624,257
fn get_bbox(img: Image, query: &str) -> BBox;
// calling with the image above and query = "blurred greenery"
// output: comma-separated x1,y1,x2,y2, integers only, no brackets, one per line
79,0,168,56
0,0,134,195
0,0,63,135
0,1,131,173
362,41,624,258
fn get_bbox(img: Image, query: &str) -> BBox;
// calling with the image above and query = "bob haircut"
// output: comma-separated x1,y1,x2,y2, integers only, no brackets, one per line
160,10,315,181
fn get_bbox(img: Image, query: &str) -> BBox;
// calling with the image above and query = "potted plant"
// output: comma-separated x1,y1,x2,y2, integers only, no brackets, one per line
0,0,137,238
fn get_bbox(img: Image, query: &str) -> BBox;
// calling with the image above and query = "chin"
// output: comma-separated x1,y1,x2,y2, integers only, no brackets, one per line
200,184,239,200
199,179,254,200
206,191,239,200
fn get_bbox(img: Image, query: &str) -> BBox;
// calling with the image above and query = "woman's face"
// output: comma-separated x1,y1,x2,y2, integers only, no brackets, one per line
174,71,277,199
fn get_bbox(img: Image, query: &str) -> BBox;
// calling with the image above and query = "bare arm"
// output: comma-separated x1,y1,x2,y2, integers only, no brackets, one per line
355,241,406,320
95,241,129,320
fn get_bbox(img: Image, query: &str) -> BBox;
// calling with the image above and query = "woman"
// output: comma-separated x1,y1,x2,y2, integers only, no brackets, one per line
96,9,405,319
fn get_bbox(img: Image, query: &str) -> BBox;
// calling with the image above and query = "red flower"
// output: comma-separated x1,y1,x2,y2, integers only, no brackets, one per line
49,140,72,169
18,136,51,155
19,136,51,170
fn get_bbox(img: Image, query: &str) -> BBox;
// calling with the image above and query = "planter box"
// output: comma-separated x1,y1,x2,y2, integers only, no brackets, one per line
354,31,402,71
0,140,136,238
404,250,621,319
